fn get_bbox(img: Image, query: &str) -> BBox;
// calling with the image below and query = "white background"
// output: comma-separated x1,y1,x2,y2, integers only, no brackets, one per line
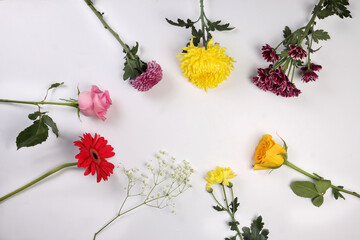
0,0,359,239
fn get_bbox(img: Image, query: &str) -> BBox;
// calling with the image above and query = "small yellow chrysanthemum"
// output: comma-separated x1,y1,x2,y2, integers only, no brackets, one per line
177,39,235,91
205,166,237,190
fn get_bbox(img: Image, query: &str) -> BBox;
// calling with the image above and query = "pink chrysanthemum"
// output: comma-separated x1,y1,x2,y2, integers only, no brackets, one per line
131,61,162,91
261,44,279,63
302,71,318,83
288,45,307,60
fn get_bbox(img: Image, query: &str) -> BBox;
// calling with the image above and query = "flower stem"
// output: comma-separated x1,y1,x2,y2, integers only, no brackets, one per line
199,0,207,48
283,160,360,198
298,0,325,44
0,99,78,108
222,185,244,240
84,0,135,59
0,162,78,203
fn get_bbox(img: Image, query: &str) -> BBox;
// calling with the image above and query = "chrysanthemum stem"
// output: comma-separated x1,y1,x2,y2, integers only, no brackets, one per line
299,0,325,44
284,160,360,199
84,0,135,59
0,99,78,108
222,185,244,240
0,162,77,203
199,0,207,48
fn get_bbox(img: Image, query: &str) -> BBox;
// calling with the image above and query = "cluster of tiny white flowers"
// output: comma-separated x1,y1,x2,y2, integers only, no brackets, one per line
122,150,194,212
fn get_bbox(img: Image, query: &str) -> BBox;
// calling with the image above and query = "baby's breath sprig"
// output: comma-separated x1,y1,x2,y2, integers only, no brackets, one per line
84,0,162,91
166,0,234,48
93,151,193,240
253,0,351,97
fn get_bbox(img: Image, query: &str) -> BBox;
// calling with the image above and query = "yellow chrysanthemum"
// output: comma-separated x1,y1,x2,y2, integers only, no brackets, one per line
177,38,235,91
205,166,237,190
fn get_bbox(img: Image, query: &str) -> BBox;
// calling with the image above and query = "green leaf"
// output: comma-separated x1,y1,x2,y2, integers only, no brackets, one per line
290,181,319,198
283,26,292,39
312,195,324,207
225,236,237,240
332,186,346,200
48,82,64,91
16,120,49,149
311,29,330,43
213,205,225,211
165,18,194,28
319,0,352,19
242,216,269,240
280,49,288,58
28,111,46,120
42,115,59,137
207,20,234,32
229,197,240,214
315,180,331,194
130,42,139,55
228,221,239,231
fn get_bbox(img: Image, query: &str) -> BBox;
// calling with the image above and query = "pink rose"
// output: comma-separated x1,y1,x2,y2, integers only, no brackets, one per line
78,85,112,121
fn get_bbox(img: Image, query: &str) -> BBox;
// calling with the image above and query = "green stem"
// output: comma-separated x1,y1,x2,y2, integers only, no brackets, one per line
0,162,77,202
199,0,207,48
298,0,325,44
0,99,78,108
283,160,360,198
274,27,306,51
84,0,135,59
222,185,244,240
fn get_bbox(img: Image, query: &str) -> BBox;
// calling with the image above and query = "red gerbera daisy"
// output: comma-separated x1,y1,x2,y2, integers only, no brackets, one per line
74,133,115,182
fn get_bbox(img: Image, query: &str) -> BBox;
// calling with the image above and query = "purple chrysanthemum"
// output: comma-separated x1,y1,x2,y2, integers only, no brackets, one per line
131,61,163,92
253,67,272,91
288,45,307,60
302,71,318,83
301,63,322,72
261,44,279,63
275,80,301,97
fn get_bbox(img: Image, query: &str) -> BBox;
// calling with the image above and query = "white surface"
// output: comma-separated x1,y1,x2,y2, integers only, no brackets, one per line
0,0,359,239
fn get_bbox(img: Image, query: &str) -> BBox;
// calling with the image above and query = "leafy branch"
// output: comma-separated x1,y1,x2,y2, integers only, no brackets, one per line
166,0,234,47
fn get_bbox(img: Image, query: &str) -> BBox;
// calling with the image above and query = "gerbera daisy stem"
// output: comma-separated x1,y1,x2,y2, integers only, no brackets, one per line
0,162,77,203
84,0,135,59
0,99,78,108
284,160,360,199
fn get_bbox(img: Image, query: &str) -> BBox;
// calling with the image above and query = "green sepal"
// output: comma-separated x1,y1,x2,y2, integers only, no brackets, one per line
312,195,324,207
16,120,49,149
42,115,59,137
315,180,331,194
290,181,319,198
242,216,269,240
279,153,288,161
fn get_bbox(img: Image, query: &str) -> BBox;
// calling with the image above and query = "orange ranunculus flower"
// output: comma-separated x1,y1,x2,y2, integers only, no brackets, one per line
254,134,286,170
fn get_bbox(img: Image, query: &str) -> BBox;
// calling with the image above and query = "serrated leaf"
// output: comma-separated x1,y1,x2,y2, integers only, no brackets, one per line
130,42,139,55
48,82,64,91
312,195,324,207
42,115,59,137
283,26,292,39
165,18,194,28
228,221,239,231
321,0,352,19
242,216,269,240
291,181,319,198
229,197,240,214
315,180,331,194
213,205,225,211
225,236,237,240
208,20,234,32
311,29,330,43
16,120,49,149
